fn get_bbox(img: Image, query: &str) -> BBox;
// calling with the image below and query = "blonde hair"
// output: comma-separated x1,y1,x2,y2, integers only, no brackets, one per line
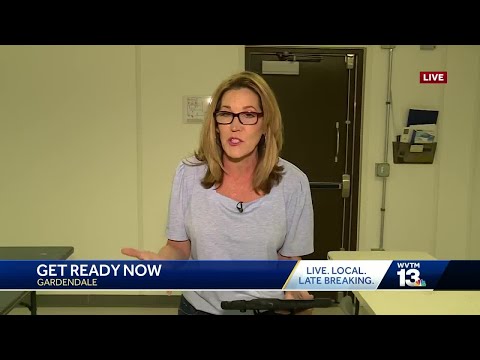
192,71,284,194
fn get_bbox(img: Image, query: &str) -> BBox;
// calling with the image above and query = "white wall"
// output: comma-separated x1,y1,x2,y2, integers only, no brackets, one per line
359,46,446,254
435,46,480,259
0,45,478,272
468,55,480,258
358,45,480,259
0,45,139,260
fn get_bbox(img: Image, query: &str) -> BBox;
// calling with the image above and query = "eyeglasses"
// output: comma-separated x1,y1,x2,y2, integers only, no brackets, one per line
214,111,263,125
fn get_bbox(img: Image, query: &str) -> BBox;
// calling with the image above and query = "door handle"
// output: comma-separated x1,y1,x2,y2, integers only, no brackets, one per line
335,121,339,163
310,182,341,189
342,174,351,198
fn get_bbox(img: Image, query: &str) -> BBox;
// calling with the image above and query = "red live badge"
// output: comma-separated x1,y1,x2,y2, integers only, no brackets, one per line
420,71,447,83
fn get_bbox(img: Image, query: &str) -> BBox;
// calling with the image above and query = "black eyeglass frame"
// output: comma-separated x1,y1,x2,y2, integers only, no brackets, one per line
214,111,264,125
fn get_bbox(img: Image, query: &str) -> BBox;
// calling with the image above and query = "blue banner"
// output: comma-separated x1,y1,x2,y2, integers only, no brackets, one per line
0,260,296,290
0,259,479,291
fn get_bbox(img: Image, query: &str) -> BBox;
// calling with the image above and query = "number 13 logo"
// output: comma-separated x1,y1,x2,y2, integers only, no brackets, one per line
397,269,421,287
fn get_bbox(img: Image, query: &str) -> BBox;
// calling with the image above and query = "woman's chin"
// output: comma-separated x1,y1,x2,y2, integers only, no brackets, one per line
224,152,247,162
224,148,257,163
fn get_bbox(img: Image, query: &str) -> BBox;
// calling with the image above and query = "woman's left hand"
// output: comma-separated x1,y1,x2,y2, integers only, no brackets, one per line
284,291,314,315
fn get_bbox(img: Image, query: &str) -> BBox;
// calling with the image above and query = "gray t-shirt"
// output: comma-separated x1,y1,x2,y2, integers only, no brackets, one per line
166,156,314,314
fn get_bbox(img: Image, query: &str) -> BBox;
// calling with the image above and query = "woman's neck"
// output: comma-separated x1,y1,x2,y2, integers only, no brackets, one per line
223,152,258,180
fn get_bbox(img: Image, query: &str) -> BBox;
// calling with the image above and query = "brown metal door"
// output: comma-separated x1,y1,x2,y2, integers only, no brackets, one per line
245,47,363,262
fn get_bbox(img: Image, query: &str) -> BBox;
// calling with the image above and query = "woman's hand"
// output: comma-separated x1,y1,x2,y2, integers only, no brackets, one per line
121,247,163,260
121,247,172,295
284,291,313,301
284,291,314,315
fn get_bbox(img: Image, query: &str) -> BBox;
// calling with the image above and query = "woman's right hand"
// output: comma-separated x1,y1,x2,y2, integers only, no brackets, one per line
121,247,163,260
121,247,172,295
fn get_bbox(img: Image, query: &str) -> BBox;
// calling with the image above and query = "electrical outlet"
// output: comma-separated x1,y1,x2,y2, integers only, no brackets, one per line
376,163,390,177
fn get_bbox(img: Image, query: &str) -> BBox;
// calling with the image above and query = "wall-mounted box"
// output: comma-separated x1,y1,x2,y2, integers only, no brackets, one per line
393,142,437,164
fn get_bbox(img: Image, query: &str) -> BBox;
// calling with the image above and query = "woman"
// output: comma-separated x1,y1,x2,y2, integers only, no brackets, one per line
122,71,315,315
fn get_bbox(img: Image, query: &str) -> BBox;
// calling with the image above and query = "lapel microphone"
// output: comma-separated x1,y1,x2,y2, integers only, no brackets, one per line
236,201,244,213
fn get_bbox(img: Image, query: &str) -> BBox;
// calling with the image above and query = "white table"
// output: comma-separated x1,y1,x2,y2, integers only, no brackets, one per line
327,250,480,315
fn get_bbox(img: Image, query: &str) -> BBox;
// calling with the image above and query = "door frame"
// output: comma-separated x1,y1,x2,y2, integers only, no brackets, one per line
244,46,365,255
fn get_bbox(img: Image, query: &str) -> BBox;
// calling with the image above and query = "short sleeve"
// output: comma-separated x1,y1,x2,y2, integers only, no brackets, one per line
279,172,314,257
165,162,190,241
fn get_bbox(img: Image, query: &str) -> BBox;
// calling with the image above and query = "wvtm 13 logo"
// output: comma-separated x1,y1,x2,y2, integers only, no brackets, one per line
396,262,427,287
420,71,447,84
